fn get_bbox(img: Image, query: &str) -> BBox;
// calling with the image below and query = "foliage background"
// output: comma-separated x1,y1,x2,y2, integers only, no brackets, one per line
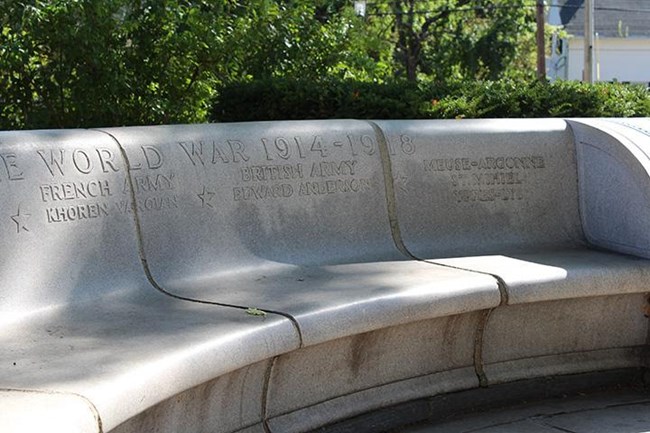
0,0,647,129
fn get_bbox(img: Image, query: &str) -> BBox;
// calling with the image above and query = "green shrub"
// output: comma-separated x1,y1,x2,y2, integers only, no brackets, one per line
211,78,423,121
212,78,650,122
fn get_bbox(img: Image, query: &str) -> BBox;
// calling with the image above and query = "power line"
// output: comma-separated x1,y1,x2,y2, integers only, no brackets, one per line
552,4,650,13
362,2,650,17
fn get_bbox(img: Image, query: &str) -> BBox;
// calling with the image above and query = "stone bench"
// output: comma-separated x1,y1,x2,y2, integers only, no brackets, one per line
0,119,648,433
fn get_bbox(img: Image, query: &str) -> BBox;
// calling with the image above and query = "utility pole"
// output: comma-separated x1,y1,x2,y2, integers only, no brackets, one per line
536,0,546,82
583,0,594,82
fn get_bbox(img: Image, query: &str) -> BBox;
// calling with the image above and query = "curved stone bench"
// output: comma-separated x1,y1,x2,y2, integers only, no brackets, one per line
0,119,648,433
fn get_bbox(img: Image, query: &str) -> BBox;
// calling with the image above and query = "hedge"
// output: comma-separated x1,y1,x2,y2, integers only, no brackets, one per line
211,78,650,122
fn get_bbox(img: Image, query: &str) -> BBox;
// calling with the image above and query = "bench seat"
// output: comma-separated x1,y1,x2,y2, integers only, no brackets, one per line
2,293,297,433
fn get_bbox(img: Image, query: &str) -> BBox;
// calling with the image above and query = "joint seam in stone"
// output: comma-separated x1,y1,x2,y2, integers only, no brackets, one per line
367,120,416,260
366,121,511,389
474,308,493,388
261,356,279,433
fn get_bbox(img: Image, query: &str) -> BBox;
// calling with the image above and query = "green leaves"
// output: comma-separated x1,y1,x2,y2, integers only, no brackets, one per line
0,0,386,129
0,0,233,129
4,1,643,130
213,77,650,121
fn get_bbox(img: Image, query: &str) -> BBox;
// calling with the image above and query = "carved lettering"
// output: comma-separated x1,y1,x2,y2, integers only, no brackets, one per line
212,143,231,164
0,153,24,181
38,148,120,176
421,154,547,204
388,135,416,155
131,145,164,170
240,164,304,182
178,141,205,166
454,188,523,203
424,156,545,172
131,173,175,193
260,136,334,160
115,195,179,213
228,140,249,162
37,149,66,176
140,195,179,211
179,140,250,166
309,160,357,178
96,148,120,173
72,149,93,174
40,180,112,202
233,184,294,201
298,178,372,195
45,202,110,223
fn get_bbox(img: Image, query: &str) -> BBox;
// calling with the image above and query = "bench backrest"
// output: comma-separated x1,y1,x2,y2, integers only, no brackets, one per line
0,130,149,324
103,120,405,289
3,118,650,323
374,119,584,258
570,118,650,258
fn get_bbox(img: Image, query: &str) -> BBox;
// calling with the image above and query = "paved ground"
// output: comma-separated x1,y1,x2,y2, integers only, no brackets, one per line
399,388,650,433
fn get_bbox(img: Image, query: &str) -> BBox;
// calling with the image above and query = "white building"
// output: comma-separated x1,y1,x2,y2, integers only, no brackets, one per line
548,0,650,84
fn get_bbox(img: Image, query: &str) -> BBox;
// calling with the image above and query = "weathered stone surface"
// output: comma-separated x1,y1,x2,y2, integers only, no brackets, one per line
0,129,300,432
0,293,298,432
570,119,650,258
111,360,270,433
434,250,650,304
0,390,99,433
105,121,398,270
373,119,583,258
2,118,650,433
267,313,483,432
0,130,146,324
105,122,500,347
483,294,648,383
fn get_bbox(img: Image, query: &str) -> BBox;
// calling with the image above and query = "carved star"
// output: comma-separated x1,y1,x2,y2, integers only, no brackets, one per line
394,174,409,193
11,206,30,233
197,186,215,208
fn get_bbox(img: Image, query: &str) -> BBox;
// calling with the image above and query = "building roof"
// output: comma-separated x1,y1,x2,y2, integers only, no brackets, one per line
556,0,650,38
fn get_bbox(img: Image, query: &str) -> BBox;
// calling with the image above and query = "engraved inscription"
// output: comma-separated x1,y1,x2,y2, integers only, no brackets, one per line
0,153,24,181
178,140,250,166
233,156,372,201
297,178,372,196
422,155,546,204
46,203,110,223
11,206,30,233
40,180,112,202
233,183,294,201
423,156,545,172
170,133,381,204
197,186,215,208
387,135,417,155
393,174,409,193
130,145,164,170
309,160,357,177
37,148,120,176
115,196,179,214
240,164,304,182
130,173,175,193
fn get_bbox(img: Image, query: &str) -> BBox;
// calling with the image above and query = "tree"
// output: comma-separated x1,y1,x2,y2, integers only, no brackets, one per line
0,0,388,129
224,0,388,82
0,0,236,128
362,0,536,81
